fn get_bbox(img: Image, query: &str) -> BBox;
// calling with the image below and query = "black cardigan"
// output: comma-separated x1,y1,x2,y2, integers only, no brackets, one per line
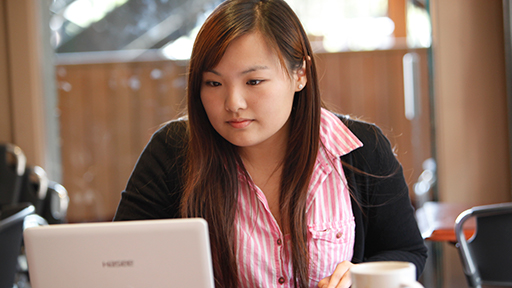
113,116,428,278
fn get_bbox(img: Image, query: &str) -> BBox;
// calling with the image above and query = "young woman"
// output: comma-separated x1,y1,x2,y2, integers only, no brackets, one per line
113,0,428,287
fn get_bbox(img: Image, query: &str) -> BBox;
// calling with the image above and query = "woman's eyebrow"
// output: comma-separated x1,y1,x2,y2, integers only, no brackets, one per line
205,69,221,76
205,65,269,76
241,65,269,75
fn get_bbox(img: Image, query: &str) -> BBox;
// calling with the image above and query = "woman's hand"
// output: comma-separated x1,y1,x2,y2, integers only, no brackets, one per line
317,261,354,288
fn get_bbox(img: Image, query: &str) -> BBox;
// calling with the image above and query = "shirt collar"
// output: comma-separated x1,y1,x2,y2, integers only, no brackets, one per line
319,108,363,159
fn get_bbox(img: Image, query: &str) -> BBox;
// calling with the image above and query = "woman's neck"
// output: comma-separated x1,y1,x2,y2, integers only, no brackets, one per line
239,136,288,232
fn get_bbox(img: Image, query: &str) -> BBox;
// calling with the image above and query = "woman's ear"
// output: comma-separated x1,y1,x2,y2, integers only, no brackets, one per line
295,59,307,92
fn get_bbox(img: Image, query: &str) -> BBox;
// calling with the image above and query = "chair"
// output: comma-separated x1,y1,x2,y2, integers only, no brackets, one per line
40,181,69,224
16,166,69,224
454,202,512,288
0,144,27,208
0,203,34,288
18,165,48,215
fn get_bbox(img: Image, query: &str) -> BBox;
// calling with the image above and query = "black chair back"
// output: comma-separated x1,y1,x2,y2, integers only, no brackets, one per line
41,181,69,224
0,144,26,208
18,166,48,215
0,204,34,288
455,202,512,288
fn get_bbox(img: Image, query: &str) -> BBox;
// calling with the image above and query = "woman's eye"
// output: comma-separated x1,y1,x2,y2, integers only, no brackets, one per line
205,81,221,87
247,79,263,85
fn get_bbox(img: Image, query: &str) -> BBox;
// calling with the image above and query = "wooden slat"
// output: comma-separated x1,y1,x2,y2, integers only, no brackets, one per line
88,64,113,220
137,63,159,147
58,65,91,222
108,63,137,216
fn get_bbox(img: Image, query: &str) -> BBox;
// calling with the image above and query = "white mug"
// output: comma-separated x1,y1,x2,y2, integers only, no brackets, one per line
350,261,424,288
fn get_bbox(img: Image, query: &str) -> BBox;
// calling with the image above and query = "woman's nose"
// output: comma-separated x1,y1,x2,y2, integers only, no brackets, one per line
225,88,247,112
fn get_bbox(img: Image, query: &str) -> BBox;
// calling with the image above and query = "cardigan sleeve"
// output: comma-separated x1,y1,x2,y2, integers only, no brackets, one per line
341,117,428,278
113,120,187,221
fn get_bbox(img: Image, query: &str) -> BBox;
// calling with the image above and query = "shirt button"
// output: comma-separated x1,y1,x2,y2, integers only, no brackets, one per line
277,238,282,245
336,232,343,239
278,277,285,284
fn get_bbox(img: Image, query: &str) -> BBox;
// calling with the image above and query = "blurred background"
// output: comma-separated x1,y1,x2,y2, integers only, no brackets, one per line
1,0,511,287
5,0,436,222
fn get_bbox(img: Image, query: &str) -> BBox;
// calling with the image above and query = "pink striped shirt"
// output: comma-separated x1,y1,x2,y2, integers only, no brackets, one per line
236,109,363,288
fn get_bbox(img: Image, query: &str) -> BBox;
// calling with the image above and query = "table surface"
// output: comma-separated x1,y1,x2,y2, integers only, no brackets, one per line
415,201,476,243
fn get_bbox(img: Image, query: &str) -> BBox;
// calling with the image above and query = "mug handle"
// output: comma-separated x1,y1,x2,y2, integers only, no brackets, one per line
400,281,424,288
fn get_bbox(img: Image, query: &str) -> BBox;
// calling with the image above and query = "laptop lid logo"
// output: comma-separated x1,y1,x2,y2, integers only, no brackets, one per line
102,260,134,268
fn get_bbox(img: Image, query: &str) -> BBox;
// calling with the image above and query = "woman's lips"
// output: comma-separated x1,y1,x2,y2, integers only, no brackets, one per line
227,119,253,129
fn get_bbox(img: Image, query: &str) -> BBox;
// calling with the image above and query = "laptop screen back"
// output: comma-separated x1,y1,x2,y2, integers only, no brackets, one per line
24,218,215,288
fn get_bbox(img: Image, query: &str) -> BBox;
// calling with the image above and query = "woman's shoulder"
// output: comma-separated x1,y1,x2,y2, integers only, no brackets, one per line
334,113,398,174
333,113,386,148
140,118,189,163
157,117,188,135
152,118,189,146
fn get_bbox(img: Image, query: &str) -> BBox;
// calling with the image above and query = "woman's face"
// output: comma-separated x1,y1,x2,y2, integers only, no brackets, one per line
200,31,306,152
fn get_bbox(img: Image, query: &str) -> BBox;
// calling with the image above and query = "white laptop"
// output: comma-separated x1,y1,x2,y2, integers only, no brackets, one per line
23,218,215,288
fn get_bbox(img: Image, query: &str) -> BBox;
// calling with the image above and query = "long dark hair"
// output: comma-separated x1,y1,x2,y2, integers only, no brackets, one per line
182,0,321,287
